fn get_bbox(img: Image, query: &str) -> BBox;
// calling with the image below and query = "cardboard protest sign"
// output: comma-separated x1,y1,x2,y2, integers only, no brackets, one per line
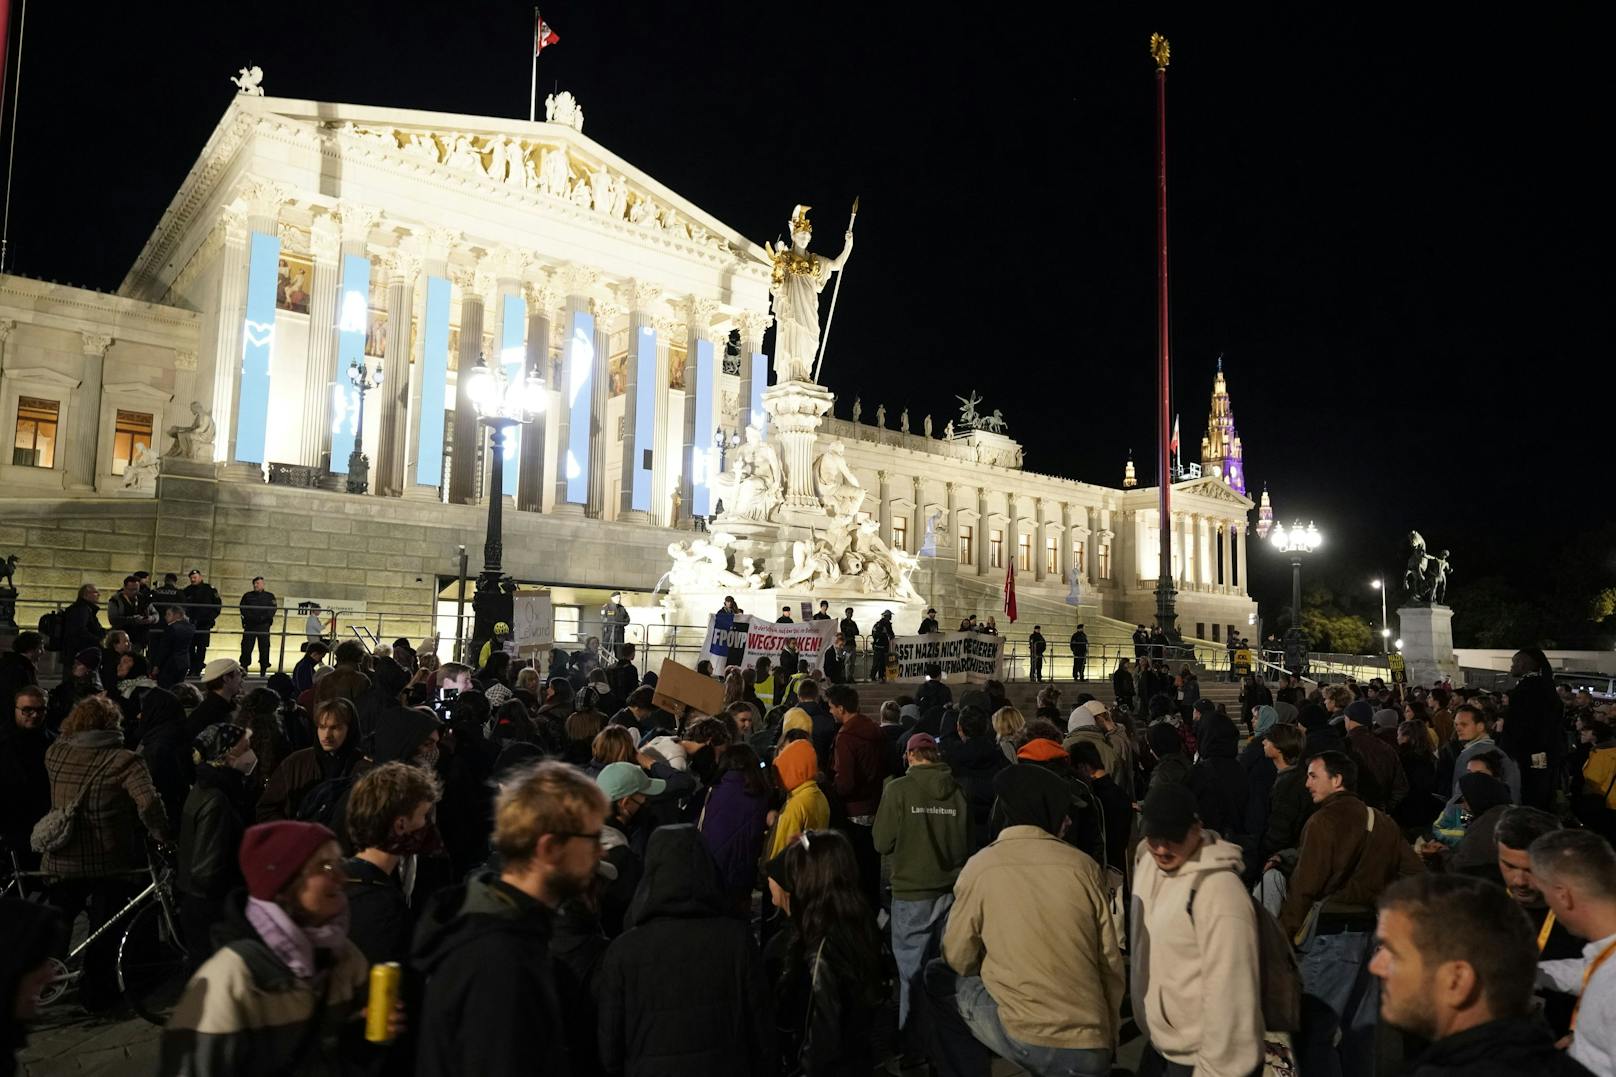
651,658,726,717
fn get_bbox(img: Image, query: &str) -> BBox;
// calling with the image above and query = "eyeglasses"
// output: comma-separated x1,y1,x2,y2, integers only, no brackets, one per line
17,705,44,716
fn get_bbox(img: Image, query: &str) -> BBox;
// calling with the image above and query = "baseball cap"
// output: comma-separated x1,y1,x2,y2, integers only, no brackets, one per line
1140,783,1200,842
905,732,937,753
595,761,666,803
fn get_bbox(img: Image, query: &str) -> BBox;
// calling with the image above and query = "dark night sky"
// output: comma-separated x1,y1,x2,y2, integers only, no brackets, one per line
2,4,1605,623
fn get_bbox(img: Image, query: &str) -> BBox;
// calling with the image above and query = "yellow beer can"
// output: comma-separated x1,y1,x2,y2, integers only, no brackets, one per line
366,962,401,1043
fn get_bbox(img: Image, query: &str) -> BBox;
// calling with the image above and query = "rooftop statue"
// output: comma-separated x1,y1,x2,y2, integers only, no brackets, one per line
763,205,853,384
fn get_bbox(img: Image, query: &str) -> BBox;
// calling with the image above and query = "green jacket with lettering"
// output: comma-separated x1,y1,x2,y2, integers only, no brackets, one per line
873,761,970,900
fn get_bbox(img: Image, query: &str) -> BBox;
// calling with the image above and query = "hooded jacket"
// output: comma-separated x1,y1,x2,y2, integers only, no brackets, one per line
1346,724,1409,812
940,735,1010,850
942,824,1123,1050
160,889,372,1077
0,715,51,864
1257,764,1313,858
137,687,195,830
872,761,969,900
598,826,772,1076
1189,714,1249,837
698,770,773,898
1130,834,1264,1077
256,738,363,822
768,741,828,859
831,711,889,817
412,872,569,1077
177,763,251,899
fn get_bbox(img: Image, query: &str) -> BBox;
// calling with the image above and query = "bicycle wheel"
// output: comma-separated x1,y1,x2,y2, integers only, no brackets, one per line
118,898,190,1025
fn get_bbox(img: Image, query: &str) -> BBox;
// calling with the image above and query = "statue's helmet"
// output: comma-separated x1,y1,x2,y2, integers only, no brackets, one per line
789,204,812,238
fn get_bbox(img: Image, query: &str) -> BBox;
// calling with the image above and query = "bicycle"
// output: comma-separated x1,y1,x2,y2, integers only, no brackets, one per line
22,842,191,1026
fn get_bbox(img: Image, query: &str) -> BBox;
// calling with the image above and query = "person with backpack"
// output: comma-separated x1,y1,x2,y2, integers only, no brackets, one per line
1130,782,1266,1077
257,699,363,822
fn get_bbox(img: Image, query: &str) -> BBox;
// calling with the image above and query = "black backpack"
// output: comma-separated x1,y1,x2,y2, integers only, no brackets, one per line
37,610,63,652
1187,870,1303,1034
296,773,357,827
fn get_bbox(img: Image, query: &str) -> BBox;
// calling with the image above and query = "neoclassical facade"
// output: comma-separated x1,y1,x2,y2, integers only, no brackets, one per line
0,92,1256,657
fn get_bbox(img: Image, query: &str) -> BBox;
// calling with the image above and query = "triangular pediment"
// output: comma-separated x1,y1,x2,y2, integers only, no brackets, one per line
1173,476,1254,508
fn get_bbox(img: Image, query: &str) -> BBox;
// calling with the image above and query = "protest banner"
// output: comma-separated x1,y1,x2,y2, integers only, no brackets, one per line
652,658,727,717
512,590,554,656
701,613,834,673
889,631,1005,683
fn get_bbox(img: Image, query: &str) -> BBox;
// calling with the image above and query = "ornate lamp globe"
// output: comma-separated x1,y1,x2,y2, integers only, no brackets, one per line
464,353,497,416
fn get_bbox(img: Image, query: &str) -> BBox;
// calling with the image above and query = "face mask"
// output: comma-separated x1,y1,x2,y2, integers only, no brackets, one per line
231,748,259,776
415,745,440,769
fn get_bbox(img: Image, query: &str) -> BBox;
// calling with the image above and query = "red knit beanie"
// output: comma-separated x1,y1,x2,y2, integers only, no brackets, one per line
239,821,337,900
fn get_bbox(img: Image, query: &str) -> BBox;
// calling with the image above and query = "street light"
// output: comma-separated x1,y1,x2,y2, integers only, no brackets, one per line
1370,577,1388,654
465,352,547,660
344,359,384,495
1269,516,1323,675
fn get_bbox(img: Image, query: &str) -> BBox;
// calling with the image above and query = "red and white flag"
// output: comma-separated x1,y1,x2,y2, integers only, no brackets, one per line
1170,413,1180,455
534,11,560,56
1003,560,1018,624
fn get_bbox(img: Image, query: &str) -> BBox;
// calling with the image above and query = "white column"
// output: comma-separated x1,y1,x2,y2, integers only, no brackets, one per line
1059,502,1073,585
945,481,958,558
1034,498,1048,582
403,235,452,499
448,269,490,505
651,311,682,526
298,214,341,469
1221,523,1234,594
618,280,661,524
1005,497,1018,575
1237,523,1249,596
1182,513,1197,590
1085,507,1098,585
375,248,419,496
552,268,597,516
976,487,988,576
68,333,111,488
735,310,771,431
911,476,925,556
877,471,892,545
588,296,623,518
209,204,250,465
678,296,721,517
519,278,561,513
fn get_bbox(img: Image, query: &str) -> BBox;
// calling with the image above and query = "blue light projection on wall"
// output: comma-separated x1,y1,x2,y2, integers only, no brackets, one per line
235,231,281,464
416,275,451,488
327,254,371,473
564,310,595,504
749,351,768,432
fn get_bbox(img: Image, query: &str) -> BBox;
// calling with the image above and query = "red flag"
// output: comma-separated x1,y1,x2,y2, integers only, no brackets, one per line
1003,560,1018,624
534,12,559,56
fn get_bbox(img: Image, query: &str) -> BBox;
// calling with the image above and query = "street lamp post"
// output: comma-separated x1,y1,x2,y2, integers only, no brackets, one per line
344,359,383,495
464,352,547,663
1269,518,1322,676
1371,577,1389,654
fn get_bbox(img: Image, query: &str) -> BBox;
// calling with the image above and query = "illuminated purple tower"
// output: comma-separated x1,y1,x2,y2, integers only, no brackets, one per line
1198,358,1246,495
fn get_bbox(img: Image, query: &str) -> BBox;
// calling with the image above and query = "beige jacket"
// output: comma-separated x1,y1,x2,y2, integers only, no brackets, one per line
942,825,1123,1049
1130,834,1264,1077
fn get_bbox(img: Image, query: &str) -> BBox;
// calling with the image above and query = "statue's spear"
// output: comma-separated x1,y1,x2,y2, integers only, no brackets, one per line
811,196,858,385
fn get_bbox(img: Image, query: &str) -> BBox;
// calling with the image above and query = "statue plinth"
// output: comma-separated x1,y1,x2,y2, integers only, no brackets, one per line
763,380,835,509
1397,604,1460,687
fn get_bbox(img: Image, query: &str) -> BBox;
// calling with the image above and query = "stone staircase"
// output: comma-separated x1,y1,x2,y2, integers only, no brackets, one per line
840,675,1245,714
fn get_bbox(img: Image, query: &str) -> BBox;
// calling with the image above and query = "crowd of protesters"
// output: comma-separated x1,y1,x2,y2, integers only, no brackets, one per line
4,580,1616,1077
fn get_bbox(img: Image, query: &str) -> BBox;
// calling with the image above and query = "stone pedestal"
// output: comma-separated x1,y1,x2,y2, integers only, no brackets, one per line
1398,604,1460,687
762,381,835,509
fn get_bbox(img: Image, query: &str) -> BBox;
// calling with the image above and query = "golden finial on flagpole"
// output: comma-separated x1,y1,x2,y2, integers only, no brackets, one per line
1150,33,1171,72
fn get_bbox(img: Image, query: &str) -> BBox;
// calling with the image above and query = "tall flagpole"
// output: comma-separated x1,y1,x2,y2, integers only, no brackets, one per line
528,8,538,122
1151,32,1178,637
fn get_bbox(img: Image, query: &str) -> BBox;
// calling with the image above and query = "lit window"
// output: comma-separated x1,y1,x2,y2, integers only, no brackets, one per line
13,397,59,468
891,517,907,552
1098,542,1111,580
1075,540,1086,574
110,410,154,475
990,529,1004,568
1017,533,1031,572
958,525,974,564
553,606,581,644
1044,535,1057,574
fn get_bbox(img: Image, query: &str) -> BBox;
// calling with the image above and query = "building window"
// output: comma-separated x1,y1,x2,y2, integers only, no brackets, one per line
1017,533,1032,572
1097,542,1111,580
553,606,581,644
1075,539,1086,575
958,524,974,564
1197,622,1206,640
1211,623,1220,642
1044,535,1057,575
110,410,154,475
13,397,59,468
891,517,907,552
990,529,1004,568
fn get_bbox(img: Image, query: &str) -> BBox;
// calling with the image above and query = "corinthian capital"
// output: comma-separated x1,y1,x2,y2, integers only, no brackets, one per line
734,309,773,342
628,278,662,313
335,202,383,246
310,215,342,262
237,178,288,221
555,263,601,296
80,333,113,357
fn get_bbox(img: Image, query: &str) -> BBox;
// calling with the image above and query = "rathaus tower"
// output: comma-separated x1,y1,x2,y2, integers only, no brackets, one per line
1198,358,1246,495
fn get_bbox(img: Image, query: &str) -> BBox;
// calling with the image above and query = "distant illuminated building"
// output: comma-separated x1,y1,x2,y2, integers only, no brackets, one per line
1255,484,1274,539
1123,450,1138,489
1198,357,1246,495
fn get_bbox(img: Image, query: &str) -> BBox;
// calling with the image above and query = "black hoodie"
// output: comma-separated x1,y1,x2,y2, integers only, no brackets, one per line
137,687,196,831
1190,712,1249,837
412,872,570,1077
597,826,772,1077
